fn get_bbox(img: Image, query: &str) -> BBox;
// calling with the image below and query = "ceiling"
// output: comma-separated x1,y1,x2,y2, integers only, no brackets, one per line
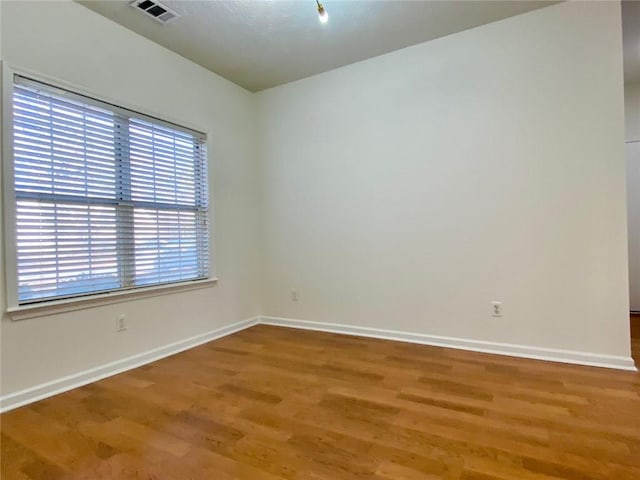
623,1,640,84
77,0,560,92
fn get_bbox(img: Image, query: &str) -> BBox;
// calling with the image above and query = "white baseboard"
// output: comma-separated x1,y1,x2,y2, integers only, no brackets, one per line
260,315,638,372
0,317,259,413
2,314,635,412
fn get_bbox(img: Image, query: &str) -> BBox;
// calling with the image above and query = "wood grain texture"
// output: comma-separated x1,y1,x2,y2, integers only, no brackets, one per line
2,320,639,480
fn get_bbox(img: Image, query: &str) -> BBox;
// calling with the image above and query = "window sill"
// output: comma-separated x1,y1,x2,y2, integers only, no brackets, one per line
6,278,219,321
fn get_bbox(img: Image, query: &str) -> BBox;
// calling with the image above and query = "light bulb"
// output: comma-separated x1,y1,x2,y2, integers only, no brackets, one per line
317,2,328,23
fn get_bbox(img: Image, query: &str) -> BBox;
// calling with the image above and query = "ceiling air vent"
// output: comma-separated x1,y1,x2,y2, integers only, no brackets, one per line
130,0,179,24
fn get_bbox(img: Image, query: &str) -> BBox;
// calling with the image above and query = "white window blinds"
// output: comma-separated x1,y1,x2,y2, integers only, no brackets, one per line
11,75,209,304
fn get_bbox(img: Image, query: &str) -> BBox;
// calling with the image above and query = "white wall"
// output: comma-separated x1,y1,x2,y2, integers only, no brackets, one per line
0,0,634,403
0,1,259,396
0,1,4,391
257,1,631,358
626,82,640,311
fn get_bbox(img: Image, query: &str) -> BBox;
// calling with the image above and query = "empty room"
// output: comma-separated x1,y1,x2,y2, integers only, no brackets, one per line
1,0,639,479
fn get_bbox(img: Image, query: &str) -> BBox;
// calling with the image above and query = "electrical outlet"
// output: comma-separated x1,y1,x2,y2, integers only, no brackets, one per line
491,301,503,317
116,314,127,332
290,288,299,302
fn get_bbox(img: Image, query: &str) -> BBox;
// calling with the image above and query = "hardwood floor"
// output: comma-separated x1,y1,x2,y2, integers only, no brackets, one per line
2,322,640,480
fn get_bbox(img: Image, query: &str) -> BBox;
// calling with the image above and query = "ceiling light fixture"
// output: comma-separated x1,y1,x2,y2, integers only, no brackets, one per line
316,0,328,23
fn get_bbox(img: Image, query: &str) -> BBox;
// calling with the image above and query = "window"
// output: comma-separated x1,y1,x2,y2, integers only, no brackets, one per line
9,75,210,306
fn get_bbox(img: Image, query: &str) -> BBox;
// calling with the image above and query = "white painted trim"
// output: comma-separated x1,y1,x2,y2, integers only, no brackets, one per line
7,278,219,321
260,316,638,372
0,317,259,413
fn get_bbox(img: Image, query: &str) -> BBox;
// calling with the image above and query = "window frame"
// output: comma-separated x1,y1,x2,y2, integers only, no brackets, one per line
2,64,217,320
